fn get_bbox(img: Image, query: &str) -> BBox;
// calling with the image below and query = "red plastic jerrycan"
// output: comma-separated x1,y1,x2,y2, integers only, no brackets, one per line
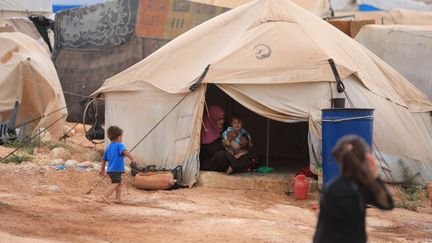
294,174,309,200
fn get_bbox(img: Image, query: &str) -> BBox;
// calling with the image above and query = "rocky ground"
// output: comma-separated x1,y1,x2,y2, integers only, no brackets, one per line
0,124,431,242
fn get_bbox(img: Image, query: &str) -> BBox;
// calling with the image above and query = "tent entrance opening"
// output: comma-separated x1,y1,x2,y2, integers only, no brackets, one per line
204,84,309,173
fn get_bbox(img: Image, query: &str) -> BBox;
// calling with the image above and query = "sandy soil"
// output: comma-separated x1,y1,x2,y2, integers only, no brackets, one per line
0,163,431,243
0,126,431,242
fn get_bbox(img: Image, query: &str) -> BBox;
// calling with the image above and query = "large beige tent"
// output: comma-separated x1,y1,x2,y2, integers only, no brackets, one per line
0,32,66,138
355,25,432,100
94,0,432,186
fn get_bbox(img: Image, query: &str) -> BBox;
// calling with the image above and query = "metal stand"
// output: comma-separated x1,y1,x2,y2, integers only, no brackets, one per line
0,101,19,145
266,118,270,167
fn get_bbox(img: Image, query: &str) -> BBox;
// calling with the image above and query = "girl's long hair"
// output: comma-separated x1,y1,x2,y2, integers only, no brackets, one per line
332,136,390,208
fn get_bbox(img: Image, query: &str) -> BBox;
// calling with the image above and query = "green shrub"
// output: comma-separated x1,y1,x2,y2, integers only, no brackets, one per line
2,154,33,164
397,160,428,211
4,139,40,155
4,139,61,154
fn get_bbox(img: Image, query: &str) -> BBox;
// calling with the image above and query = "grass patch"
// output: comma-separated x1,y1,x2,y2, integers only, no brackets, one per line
4,139,63,155
0,202,10,208
1,154,33,164
397,160,427,211
4,139,42,155
0,202,11,208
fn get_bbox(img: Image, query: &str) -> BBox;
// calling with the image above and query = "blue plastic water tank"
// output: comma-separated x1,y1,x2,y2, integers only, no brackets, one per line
321,109,374,185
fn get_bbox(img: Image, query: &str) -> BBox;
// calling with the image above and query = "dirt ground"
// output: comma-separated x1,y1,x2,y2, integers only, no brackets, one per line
0,163,431,243
0,125,431,242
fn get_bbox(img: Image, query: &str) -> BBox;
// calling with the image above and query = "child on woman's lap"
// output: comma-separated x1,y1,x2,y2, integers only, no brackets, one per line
222,115,252,173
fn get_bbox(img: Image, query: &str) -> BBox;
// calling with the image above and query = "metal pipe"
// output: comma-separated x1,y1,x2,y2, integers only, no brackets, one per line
266,118,270,167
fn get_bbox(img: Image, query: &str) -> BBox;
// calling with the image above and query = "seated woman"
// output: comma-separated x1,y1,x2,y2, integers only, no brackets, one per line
200,106,259,174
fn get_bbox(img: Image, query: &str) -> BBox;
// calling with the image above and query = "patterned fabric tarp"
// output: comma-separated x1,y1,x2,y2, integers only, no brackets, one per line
54,0,226,122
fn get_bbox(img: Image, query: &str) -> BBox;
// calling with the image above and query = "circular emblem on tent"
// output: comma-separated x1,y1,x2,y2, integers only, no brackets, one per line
254,44,271,59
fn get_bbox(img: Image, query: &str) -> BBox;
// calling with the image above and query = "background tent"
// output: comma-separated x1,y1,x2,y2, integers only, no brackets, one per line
359,0,432,11
54,0,229,122
188,0,331,16
330,0,432,11
0,32,67,138
0,17,53,54
52,0,110,12
355,25,432,100
334,8,432,25
0,0,51,25
94,0,432,186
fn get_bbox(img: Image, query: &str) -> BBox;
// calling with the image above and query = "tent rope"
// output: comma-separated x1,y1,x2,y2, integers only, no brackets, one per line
128,65,210,153
0,113,68,164
16,101,81,129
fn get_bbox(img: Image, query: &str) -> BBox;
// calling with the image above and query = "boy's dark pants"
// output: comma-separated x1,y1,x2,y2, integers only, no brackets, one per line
107,172,123,184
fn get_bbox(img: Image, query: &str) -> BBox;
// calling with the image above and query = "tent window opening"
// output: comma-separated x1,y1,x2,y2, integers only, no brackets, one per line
203,84,309,173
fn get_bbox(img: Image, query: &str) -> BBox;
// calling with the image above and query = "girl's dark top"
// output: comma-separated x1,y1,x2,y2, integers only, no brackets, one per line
313,176,394,243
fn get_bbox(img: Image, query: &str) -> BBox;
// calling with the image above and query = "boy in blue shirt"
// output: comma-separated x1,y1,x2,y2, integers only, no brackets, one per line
99,126,135,204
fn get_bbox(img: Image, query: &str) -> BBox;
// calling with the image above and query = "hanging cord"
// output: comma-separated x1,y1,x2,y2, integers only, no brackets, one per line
0,113,68,164
327,59,406,204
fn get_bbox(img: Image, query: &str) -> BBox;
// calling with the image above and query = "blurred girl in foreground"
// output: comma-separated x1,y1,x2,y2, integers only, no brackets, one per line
313,135,394,243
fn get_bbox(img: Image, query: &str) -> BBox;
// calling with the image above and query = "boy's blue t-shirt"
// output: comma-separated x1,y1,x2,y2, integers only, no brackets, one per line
102,142,126,173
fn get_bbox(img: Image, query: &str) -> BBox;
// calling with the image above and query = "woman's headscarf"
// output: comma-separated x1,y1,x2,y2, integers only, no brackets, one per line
201,106,225,144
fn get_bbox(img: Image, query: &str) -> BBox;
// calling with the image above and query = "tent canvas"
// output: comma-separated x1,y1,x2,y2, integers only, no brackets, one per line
334,9,432,25
355,25,432,100
1,17,53,54
94,0,432,186
0,32,66,138
0,0,52,21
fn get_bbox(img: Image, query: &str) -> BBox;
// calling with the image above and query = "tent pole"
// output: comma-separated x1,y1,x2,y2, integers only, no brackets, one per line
266,118,270,167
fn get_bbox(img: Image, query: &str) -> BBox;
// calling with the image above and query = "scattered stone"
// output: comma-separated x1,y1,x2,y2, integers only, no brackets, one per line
49,159,64,166
49,147,71,161
23,163,37,174
33,147,50,155
78,161,92,167
125,166,131,174
40,130,52,143
92,162,101,171
48,185,60,192
34,154,51,166
71,153,85,162
83,150,101,162
64,160,79,168
73,124,88,134
32,185,46,190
